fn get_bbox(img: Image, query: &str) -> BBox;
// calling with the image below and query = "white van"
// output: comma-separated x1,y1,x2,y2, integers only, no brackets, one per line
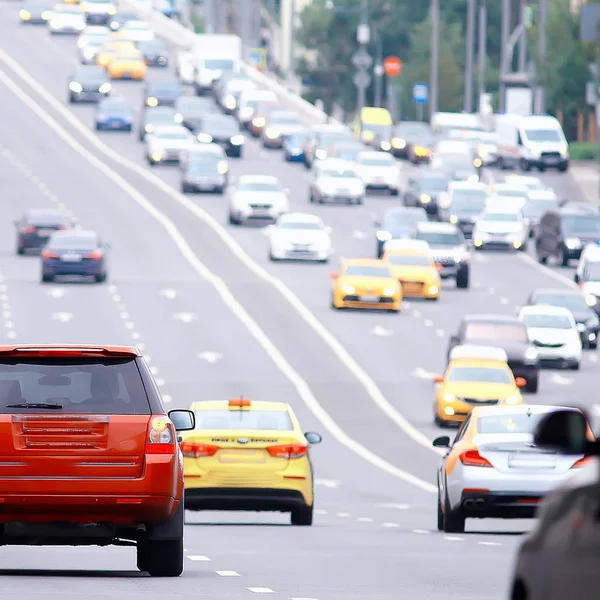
431,112,483,136
495,114,569,172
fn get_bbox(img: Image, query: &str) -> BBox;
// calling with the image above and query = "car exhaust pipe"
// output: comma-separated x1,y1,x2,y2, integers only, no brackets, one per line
474,498,485,509
463,499,475,509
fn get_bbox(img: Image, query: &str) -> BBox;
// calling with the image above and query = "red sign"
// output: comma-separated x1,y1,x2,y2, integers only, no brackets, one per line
383,56,402,77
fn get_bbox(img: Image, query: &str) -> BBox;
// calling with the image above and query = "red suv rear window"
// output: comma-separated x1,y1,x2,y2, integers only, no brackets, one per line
0,358,150,414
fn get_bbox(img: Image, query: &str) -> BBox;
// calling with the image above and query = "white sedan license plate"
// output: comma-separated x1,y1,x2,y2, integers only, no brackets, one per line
360,295,379,303
509,453,556,469
61,253,82,262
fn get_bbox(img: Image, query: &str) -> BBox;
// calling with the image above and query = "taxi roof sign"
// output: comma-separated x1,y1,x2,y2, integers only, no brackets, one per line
228,398,251,408
449,345,508,363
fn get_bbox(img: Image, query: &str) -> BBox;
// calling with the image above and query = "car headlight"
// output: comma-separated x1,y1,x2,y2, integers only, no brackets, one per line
252,116,265,127
99,82,112,94
108,6,116,14
146,96,158,107
41,10,51,19
84,48,95,58
174,113,183,123
565,237,581,249
69,81,83,93
427,284,439,295
504,395,519,405
449,215,458,224
525,346,538,361
362,131,374,141
560,144,568,155
420,193,431,204
391,137,406,149
473,158,482,168
341,284,355,294
578,322,586,332
197,133,213,143
380,141,391,151
383,285,398,296
217,160,228,175
230,134,244,145
315,148,327,160
19,9,31,19
224,95,236,110
151,152,162,162
443,392,455,403
145,124,154,133
265,128,280,139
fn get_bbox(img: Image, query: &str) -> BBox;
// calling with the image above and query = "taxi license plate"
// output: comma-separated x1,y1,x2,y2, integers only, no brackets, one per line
360,295,379,302
61,253,82,262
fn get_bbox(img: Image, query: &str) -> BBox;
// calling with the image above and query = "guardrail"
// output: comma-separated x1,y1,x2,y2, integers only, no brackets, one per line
121,0,346,129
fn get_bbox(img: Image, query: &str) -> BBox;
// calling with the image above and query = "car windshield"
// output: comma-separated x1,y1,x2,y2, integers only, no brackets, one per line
522,313,573,329
495,188,527,198
383,211,426,228
27,213,69,226
286,132,309,144
0,358,149,415
524,129,562,143
114,11,136,20
322,169,358,179
279,221,322,230
343,265,390,277
415,231,461,246
238,181,280,192
74,69,105,81
205,59,234,70
585,263,600,281
482,213,520,222
452,192,486,211
447,367,512,383
336,149,361,160
204,119,239,133
139,42,166,52
48,236,98,251
187,162,218,173
563,216,600,234
319,132,351,146
146,112,175,123
363,124,391,136
522,199,559,217
395,123,430,137
420,177,449,192
442,156,474,168
359,155,394,166
477,413,546,434
387,255,431,266
153,131,189,140
464,323,528,343
149,83,180,95
194,409,293,430
533,294,588,312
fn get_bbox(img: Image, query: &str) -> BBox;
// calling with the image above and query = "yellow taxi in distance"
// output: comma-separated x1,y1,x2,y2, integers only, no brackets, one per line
106,51,147,80
96,41,137,67
181,398,322,526
433,346,525,426
382,240,441,300
330,258,401,312
63,0,80,4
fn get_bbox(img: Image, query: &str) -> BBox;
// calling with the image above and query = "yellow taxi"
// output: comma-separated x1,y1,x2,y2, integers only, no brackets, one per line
330,258,401,312
96,41,137,67
64,0,80,4
382,240,440,300
106,51,147,80
433,346,525,426
180,398,322,526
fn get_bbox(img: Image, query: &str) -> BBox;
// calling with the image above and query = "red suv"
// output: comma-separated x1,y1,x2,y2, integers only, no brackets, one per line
0,344,195,576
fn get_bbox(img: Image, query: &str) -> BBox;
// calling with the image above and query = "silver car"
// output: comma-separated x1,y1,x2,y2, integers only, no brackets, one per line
355,150,400,195
262,110,303,149
433,404,589,534
145,125,195,166
48,4,86,33
309,159,365,205
228,175,289,226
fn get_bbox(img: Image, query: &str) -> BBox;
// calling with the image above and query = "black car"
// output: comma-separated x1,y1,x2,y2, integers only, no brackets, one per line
447,315,541,392
536,205,600,266
180,160,227,194
174,97,216,133
15,209,73,254
196,115,244,158
68,66,111,103
19,1,52,24
389,121,433,160
403,169,451,217
374,206,429,258
138,106,178,141
137,40,170,67
108,9,137,30
442,189,487,239
527,288,600,349
143,80,182,108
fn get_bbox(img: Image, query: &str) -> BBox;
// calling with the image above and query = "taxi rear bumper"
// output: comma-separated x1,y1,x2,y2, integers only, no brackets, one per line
184,487,310,511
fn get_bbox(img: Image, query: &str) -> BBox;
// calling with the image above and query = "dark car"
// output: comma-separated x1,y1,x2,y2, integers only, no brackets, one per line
41,230,108,283
536,206,600,266
95,97,134,131
108,9,137,30
447,315,541,392
374,206,428,258
195,115,244,158
389,121,433,160
526,288,600,349
15,209,73,254
138,106,178,141
443,189,487,239
403,169,451,217
283,129,310,162
19,1,52,24
137,40,169,67
143,80,182,108
248,100,280,138
413,221,470,288
174,96,217,133
180,160,227,194
68,66,111,103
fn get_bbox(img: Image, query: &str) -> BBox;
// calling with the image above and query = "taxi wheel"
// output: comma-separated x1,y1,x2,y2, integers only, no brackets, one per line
443,492,465,534
291,504,313,526
139,537,184,576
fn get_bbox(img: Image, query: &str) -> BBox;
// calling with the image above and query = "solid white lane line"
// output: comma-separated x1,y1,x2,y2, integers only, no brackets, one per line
248,588,276,594
216,570,240,577
0,61,438,493
518,253,580,289
187,555,211,561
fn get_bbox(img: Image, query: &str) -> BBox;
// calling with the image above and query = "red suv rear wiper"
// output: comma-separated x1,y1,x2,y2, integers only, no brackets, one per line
6,403,63,409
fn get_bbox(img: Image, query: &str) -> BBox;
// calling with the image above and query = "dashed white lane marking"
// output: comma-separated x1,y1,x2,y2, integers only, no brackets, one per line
160,288,177,299
424,319,433,327
370,325,393,336
156,378,166,387
314,478,340,488
162,394,172,403
187,555,211,561
0,60,440,493
216,570,240,577
120,312,130,320
412,309,421,318
412,529,430,534
478,541,502,546
52,312,74,323
248,588,276,594
352,229,367,240
131,331,141,340
314,509,328,515
124,321,135,330
413,367,438,379
150,365,159,375
381,522,400,528
403,301,411,309
436,329,444,337
198,351,223,363
444,536,464,541
357,517,373,522
173,311,197,323
144,354,152,363
46,288,66,298
376,503,410,510
336,512,351,518
488,288,495,295
551,373,574,386
473,282,481,288
500,297,508,304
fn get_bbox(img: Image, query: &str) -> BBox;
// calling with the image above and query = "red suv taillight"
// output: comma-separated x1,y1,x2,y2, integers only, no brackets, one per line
145,416,176,454
20,226,36,234
180,442,219,457
266,444,307,458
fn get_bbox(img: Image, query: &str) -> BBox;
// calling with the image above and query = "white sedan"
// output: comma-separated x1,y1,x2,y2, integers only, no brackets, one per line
355,151,400,195
228,175,289,225
309,159,365,205
145,125,196,165
48,4,86,33
267,213,332,262
518,305,582,369
473,209,528,251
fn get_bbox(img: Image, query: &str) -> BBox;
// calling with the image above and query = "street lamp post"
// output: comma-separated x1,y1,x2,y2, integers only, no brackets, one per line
430,0,439,117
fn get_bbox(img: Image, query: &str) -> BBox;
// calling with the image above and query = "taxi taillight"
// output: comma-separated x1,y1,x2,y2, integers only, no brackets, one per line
459,449,492,468
180,442,219,457
571,455,593,469
145,416,176,454
266,444,307,459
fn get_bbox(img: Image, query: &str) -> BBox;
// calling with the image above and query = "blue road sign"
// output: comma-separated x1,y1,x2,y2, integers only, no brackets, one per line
413,83,428,104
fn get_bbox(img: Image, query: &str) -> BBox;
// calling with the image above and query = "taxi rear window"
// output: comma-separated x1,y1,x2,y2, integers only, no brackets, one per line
447,366,511,384
194,409,293,431
387,255,431,266
477,414,544,434
0,358,150,415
